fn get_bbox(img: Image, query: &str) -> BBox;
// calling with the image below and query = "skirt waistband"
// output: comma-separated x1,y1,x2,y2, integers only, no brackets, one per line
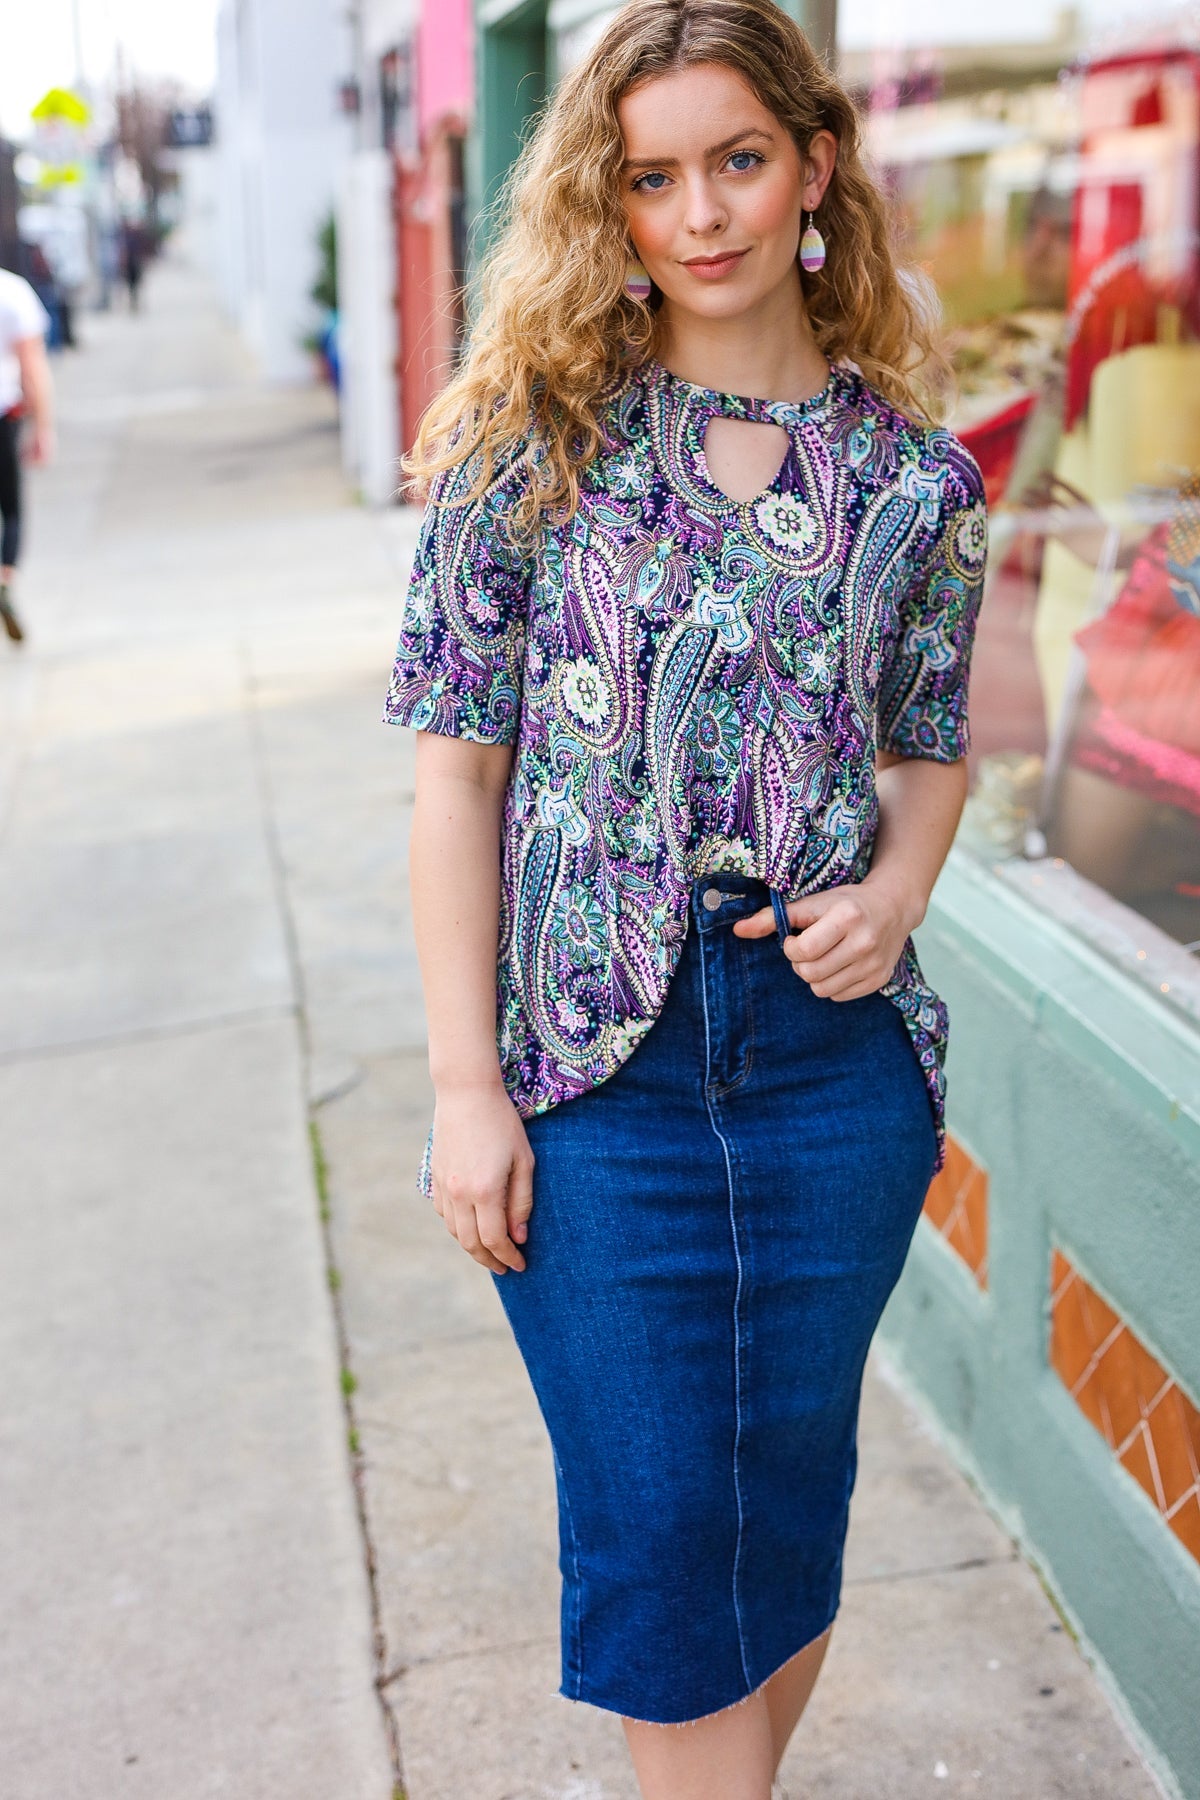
690,872,793,949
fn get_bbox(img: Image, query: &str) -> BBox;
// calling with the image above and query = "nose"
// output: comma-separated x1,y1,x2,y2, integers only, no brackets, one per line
680,173,727,240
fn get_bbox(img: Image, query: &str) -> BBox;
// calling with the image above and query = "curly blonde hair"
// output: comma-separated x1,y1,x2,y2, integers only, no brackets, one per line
400,0,947,540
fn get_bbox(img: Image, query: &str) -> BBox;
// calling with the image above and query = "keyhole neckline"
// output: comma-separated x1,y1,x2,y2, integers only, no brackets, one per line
642,352,841,425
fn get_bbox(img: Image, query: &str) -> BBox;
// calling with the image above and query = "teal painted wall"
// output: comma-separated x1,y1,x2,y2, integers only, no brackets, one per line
883,850,1200,1798
471,0,548,260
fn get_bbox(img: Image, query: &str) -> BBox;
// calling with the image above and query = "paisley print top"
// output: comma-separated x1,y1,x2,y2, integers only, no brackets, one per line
385,355,987,1196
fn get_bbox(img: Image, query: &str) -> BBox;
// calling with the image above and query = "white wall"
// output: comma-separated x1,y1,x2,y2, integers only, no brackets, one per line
215,0,354,382
169,145,222,282
549,1,622,78
361,0,416,61
337,149,399,506
334,0,416,500
214,1,244,323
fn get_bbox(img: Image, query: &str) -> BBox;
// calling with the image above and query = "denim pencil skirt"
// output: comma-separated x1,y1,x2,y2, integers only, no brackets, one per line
492,870,939,1725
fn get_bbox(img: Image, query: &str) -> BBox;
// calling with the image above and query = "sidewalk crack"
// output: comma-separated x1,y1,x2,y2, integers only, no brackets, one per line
845,1550,1020,1587
377,1633,559,1690
0,1001,297,1068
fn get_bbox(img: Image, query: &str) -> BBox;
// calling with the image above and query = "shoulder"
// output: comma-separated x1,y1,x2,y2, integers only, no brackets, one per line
585,360,652,456
428,411,538,505
0,270,48,337
420,415,541,554
412,413,544,585
833,367,985,513
569,363,656,501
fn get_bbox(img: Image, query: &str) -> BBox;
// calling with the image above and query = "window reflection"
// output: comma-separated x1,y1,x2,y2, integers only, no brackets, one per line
855,21,1200,957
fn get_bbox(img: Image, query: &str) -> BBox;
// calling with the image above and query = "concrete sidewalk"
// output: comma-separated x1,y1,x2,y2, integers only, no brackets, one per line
0,249,1163,1798
0,254,397,1799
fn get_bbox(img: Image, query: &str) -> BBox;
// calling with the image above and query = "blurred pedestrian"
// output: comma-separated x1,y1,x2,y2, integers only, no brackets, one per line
97,221,120,311
24,243,64,350
0,267,55,644
43,207,90,350
120,221,146,312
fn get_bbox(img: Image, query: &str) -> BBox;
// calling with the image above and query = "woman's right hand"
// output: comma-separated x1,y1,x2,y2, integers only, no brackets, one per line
428,1080,535,1275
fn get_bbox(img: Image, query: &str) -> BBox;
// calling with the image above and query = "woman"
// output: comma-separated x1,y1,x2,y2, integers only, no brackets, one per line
0,263,55,644
384,4,986,1794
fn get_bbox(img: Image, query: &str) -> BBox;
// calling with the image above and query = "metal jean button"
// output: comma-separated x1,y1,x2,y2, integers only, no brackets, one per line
701,886,725,912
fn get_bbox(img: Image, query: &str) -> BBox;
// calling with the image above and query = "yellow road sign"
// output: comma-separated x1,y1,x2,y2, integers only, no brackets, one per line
31,88,92,126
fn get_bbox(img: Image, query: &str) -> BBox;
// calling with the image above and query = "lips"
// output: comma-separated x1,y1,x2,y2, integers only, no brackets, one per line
682,249,749,278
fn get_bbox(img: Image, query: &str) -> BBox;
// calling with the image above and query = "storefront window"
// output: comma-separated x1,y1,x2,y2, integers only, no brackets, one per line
848,11,1200,1004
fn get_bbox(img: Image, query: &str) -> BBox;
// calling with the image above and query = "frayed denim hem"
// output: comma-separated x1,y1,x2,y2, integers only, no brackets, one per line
557,1603,839,1728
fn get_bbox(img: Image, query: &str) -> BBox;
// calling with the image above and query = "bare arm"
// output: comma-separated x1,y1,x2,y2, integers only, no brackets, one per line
864,748,970,932
733,749,969,997
15,337,54,463
409,729,534,1273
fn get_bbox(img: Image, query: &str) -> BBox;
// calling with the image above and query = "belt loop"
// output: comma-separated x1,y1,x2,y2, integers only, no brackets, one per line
769,886,792,949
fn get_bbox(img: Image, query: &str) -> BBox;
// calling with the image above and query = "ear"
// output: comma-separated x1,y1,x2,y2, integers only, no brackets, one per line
802,128,838,211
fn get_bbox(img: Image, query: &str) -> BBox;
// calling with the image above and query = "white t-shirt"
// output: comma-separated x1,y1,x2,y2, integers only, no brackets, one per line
0,269,51,415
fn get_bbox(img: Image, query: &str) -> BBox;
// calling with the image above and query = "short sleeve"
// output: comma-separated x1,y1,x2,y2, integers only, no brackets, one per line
876,445,988,761
0,275,50,344
384,432,536,747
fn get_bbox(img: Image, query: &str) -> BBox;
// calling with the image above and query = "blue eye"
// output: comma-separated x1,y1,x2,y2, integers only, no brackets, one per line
631,170,669,193
728,150,764,172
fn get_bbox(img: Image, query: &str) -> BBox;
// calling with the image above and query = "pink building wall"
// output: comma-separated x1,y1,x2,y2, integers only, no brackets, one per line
417,0,474,137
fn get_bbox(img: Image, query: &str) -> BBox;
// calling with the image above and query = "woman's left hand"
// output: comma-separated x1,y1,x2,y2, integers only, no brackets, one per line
732,877,918,1001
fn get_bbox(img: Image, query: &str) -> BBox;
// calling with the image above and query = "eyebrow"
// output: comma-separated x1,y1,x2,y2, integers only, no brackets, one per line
620,127,773,173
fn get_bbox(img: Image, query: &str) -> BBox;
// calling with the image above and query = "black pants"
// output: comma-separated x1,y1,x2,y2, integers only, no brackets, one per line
0,411,20,569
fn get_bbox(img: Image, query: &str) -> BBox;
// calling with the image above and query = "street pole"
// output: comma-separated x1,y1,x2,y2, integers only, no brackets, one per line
71,0,86,91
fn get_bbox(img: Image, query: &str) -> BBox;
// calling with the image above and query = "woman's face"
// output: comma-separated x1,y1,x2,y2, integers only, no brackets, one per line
617,62,836,322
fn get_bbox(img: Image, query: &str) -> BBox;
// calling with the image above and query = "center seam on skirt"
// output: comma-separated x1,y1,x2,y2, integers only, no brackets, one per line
697,925,754,1692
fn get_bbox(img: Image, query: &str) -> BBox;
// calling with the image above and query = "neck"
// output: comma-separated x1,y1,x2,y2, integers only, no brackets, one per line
653,269,830,404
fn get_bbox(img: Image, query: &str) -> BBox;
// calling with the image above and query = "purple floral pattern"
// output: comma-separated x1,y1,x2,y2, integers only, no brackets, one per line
385,357,987,1196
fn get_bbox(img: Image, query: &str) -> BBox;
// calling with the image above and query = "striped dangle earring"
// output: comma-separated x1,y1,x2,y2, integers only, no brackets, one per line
800,210,826,272
624,257,652,302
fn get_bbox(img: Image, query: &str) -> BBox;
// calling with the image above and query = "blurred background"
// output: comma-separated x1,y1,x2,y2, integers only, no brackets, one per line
1,3,1198,1798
